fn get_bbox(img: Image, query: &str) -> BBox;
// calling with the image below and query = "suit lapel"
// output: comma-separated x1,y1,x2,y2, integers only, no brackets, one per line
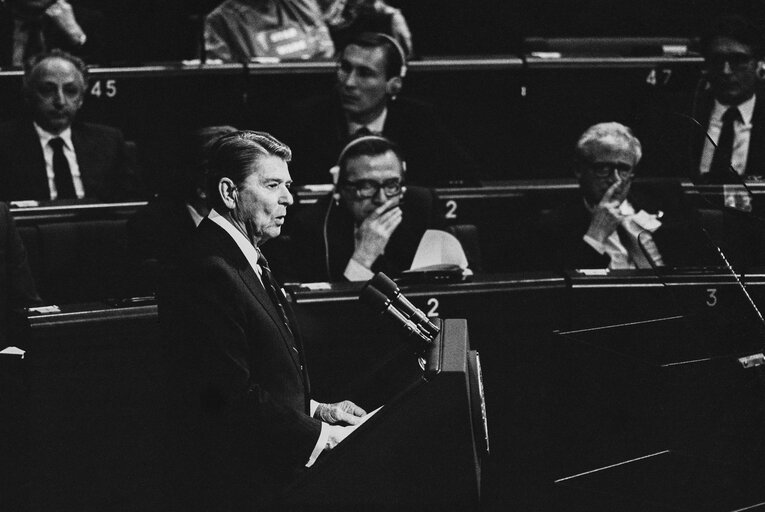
16,122,49,200
70,126,96,194
746,95,765,175
203,219,303,372
691,96,714,176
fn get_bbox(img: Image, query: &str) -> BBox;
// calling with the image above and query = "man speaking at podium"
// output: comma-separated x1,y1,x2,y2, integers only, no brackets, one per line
162,131,366,510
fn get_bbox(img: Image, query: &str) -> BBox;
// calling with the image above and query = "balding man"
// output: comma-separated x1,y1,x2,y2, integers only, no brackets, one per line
0,50,140,202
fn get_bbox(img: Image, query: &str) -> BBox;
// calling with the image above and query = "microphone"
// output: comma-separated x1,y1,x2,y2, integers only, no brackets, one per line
370,272,440,337
359,282,432,344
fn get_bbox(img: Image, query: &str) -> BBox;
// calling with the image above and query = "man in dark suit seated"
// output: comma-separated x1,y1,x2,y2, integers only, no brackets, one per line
0,202,41,346
536,122,709,271
0,50,141,203
127,125,236,291
0,0,104,68
279,134,443,282
285,31,479,186
161,130,367,510
693,15,765,181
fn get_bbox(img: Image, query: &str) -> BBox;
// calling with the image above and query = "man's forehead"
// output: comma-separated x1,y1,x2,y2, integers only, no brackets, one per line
587,140,635,161
342,45,386,71
709,37,754,55
345,151,403,178
249,156,291,181
30,58,83,83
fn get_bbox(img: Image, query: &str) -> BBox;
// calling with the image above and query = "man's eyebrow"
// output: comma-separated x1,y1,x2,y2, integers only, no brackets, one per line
261,176,292,184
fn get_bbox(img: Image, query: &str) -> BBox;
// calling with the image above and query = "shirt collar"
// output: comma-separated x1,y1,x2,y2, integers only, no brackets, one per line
186,203,205,227
713,93,756,125
347,107,387,135
34,123,74,150
208,208,263,277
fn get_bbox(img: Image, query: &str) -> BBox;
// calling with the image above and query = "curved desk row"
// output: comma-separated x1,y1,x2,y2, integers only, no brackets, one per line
0,55,706,180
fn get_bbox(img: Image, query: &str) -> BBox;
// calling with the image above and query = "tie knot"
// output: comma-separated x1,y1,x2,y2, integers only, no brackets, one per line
50,137,65,150
257,252,270,270
722,107,741,124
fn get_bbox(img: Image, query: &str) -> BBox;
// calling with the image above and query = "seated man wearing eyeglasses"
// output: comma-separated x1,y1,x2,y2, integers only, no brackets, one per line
535,122,691,270
694,15,765,180
277,135,441,282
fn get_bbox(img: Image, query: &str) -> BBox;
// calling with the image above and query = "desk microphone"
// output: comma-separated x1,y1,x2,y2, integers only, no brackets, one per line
359,282,432,344
370,272,440,337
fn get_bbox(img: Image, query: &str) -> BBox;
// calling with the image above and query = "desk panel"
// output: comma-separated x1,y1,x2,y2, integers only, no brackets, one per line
0,56,710,183
566,269,765,330
523,56,704,178
11,267,765,509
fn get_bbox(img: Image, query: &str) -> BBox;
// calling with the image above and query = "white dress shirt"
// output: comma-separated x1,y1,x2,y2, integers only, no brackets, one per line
185,203,205,227
34,123,85,200
207,209,331,466
700,94,756,176
347,107,387,135
582,199,664,270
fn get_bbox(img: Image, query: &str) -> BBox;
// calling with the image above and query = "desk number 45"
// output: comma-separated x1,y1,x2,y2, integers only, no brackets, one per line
89,79,117,98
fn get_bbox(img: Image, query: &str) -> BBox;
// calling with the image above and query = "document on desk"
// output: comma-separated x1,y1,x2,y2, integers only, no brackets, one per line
342,405,383,439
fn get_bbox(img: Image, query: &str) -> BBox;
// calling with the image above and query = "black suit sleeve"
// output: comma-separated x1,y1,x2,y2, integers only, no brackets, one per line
2,203,42,308
172,257,322,467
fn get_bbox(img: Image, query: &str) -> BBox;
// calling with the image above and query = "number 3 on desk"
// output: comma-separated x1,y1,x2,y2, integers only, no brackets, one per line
706,288,718,307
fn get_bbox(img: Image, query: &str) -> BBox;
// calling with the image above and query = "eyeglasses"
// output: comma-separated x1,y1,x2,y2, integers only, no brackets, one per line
341,178,403,199
587,162,634,179
706,52,756,71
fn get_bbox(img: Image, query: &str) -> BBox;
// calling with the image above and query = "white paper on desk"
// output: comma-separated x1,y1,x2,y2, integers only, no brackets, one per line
409,229,469,270
340,405,383,439
0,346,25,358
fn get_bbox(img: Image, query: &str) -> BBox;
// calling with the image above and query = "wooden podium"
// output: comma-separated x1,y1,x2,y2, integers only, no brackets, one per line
283,318,489,510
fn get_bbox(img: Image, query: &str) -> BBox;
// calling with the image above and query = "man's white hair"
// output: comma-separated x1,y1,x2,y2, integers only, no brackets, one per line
576,122,642,164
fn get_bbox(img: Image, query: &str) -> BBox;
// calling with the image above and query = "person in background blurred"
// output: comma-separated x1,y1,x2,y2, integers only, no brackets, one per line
695,14,765,180
286,32,479,186
204,0,411,62
0,0,104,68
127,125,237,289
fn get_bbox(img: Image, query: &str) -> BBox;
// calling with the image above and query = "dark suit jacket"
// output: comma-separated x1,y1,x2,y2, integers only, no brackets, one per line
284,95,480,186
692,90,765,180
637,87,765,180
277,186,439,282
126,195,197,292
0,202,41,346
161,217,321,509
0,119,141,202
535,183,717,271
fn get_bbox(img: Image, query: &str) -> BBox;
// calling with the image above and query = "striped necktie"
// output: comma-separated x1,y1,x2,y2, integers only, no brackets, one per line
257,252,294,338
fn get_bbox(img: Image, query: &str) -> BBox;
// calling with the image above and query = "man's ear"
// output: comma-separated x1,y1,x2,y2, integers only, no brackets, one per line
218,178,237,210
757,59,765,80
386,76,403,97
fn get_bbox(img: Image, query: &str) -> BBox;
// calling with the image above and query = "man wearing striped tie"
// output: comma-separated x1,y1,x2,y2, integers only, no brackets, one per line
162,130,366,510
